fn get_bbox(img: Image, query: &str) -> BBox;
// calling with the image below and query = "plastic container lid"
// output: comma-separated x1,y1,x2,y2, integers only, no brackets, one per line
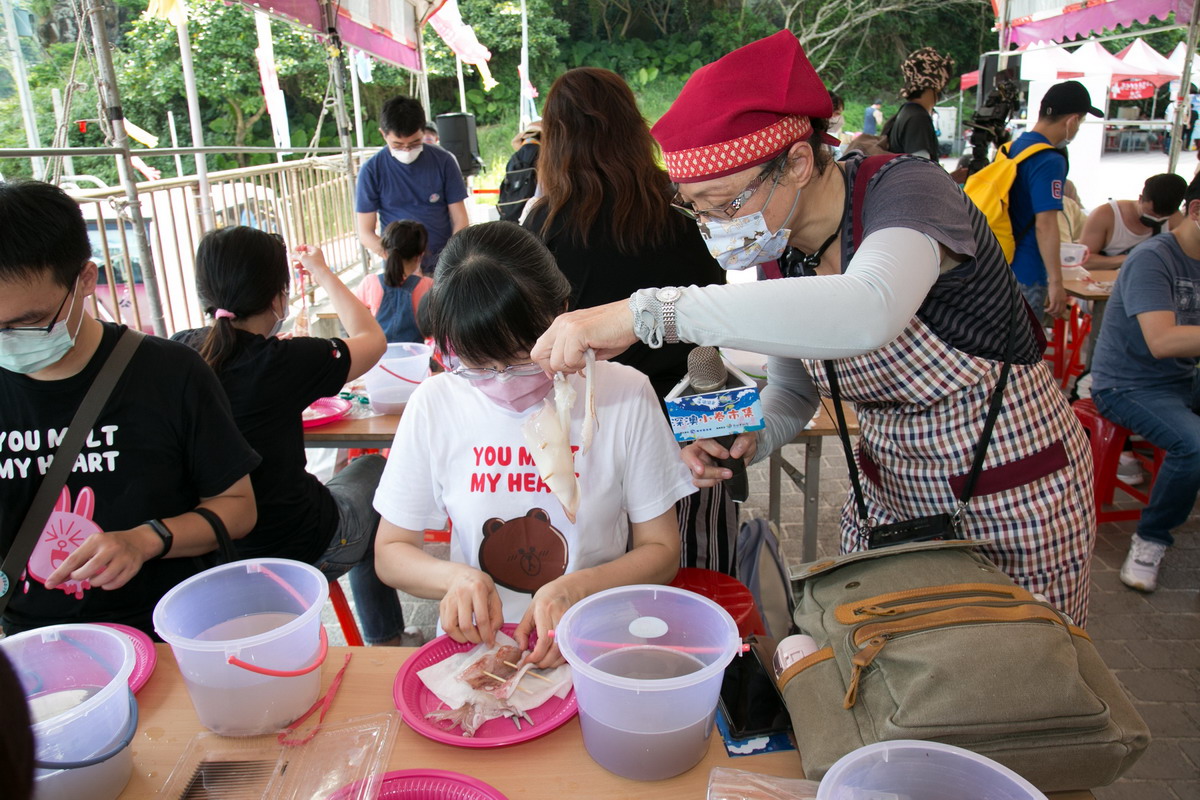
816,740,1048,800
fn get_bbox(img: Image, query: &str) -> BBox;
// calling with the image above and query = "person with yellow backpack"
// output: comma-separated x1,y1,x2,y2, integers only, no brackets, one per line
969,81,1102,321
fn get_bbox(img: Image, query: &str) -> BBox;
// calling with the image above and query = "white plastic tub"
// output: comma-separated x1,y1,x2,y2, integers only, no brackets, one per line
0,624,137,800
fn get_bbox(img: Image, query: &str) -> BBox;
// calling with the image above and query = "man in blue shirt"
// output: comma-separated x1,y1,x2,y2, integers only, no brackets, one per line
1009,81,1101,320
1091,174,1200,593
357,97,469,275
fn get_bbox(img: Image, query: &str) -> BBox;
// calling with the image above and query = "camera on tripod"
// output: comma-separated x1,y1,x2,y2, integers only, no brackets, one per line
962,65,1024,176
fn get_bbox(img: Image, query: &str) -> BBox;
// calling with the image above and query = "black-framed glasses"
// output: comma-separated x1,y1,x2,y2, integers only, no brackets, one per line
451,362,546,381
1,287,72,335
670,166,777,221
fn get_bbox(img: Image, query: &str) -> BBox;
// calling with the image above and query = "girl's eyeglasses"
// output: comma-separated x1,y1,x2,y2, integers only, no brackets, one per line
451,362,546,381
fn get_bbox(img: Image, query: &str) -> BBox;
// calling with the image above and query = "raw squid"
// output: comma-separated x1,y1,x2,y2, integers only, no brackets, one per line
522,350,597,522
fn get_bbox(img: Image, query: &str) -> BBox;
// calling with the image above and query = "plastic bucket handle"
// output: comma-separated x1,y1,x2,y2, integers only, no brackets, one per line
34,691,138,771
227,625,328,678
379,364,425,384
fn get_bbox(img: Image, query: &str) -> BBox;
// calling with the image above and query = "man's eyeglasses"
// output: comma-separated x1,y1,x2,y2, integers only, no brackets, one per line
671,167,776,221
1,287,72,335
451,362,546,381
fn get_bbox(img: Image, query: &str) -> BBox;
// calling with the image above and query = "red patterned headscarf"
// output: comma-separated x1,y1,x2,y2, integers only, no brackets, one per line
652,31,836,184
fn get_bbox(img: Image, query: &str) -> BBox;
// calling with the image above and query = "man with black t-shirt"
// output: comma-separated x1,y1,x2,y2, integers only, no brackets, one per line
0,180,260,637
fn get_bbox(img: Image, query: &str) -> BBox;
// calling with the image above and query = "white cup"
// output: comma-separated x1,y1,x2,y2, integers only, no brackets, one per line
772,634,820,678
1060,242,1089,266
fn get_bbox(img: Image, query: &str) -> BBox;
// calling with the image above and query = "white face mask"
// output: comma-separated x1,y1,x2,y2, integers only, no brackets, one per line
697,179,804,271
0,277,82,375
391,145,423,165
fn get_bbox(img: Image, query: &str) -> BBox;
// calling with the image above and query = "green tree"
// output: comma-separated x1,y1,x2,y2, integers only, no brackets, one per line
115,0,331,168
422,0,569,123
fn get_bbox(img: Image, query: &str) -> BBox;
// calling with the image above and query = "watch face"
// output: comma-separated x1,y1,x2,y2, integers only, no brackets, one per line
657,287,681,302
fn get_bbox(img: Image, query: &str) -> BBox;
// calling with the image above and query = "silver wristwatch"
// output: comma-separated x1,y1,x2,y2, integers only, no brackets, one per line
656,287,682,345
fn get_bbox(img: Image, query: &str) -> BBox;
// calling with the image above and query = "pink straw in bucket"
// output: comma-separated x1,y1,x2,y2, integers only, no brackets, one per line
545,630,750,655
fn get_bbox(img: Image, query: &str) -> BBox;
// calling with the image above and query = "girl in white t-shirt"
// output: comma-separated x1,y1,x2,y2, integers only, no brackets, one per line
373,221,694,667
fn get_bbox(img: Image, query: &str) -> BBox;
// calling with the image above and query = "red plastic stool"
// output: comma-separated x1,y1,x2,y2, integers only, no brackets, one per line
328,579,364,646
1072,398,1165,523
668,567,766,638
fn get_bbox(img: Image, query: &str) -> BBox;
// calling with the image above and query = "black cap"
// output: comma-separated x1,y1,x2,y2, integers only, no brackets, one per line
1040,81,1103,118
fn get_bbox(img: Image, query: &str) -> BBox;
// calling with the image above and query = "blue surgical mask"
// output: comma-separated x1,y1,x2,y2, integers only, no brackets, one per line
0,281,82,375
697,180,804,271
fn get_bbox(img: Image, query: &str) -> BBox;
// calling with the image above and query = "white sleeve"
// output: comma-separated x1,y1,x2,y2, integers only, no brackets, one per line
752,356,821,465
674,228,942,359
373,384,447,531
620,374,697,523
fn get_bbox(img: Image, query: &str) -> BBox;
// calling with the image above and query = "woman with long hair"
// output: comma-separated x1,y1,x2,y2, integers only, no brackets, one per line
175,227,409,645
525,67,736,574
355,219,432,343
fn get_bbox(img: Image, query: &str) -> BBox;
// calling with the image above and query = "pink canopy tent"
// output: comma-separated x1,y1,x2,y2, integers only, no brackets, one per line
1113,38,1179,98
961,69,981,89
996,0,1190,48
242,0,425,71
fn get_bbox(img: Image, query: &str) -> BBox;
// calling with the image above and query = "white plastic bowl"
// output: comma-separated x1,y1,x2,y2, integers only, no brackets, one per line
816,740,1047,800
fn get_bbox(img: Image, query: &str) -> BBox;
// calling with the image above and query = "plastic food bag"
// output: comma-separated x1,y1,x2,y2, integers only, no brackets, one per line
707,767,820,800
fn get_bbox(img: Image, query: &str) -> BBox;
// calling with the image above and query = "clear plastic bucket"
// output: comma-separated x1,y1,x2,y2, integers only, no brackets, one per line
0,623,137,800
152,559,329,736
556,584,740,781
816,740,1048,800
365,342,432,413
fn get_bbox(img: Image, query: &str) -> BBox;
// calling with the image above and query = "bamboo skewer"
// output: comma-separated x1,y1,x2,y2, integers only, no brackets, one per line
481,670,533,695
503,660,556,683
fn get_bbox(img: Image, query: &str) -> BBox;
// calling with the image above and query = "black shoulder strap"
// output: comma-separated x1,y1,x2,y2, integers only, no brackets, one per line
1,328,145,614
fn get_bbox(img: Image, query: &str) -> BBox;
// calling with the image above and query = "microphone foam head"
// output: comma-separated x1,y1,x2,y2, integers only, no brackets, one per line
687,346,726,393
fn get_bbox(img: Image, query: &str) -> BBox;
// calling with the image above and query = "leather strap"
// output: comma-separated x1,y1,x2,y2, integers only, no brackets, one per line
1,328,145,615
189,506,237,565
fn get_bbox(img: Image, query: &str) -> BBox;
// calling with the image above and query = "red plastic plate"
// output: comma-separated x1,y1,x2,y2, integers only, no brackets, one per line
392,624,576,748
328,768,509,800
97,622,157,694
302,397,352,428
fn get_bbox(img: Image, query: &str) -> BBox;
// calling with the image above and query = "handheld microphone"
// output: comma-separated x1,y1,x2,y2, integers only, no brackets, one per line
686,347,750,503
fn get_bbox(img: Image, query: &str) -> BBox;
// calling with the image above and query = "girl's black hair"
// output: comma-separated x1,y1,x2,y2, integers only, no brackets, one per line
195,226,289,372
381,219,427,287
424,221,570,365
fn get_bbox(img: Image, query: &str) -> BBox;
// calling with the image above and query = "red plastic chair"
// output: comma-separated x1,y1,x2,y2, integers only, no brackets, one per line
1044,302,1091,390
328,578,364,646
669,568,766,638
1072,399,1165,523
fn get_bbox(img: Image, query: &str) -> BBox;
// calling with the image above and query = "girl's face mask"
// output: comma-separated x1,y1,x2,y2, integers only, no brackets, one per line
469,370,554,413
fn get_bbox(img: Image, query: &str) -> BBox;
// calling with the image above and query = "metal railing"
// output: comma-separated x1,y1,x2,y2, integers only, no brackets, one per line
63,152,369,336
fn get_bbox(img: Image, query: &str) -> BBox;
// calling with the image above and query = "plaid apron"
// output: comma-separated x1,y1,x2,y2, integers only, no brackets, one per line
804,317,1096,626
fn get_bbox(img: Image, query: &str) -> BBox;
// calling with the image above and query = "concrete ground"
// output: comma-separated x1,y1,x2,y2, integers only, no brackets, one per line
322,147,1199,795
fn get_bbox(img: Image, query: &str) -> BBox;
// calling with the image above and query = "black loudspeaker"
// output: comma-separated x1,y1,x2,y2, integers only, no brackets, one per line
435,112,484,177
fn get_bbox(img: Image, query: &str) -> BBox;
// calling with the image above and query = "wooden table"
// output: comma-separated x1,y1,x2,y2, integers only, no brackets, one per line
303,411,402,449
767,398,860,562
118,644,1094,799
1064,269,1117,364
117,644,806,799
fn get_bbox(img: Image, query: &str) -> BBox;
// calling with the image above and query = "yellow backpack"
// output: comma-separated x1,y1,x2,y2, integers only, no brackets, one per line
963,141,1058,262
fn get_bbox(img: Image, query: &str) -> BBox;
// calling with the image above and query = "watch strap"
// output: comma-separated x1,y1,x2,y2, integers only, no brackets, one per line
144,518,174,561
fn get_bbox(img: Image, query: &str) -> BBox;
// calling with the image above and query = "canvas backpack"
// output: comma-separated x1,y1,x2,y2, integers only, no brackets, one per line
777,540,1149,791
963,141,1059,262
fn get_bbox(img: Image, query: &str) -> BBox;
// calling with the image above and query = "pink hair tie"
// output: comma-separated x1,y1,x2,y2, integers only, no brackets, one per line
214,309,236,320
